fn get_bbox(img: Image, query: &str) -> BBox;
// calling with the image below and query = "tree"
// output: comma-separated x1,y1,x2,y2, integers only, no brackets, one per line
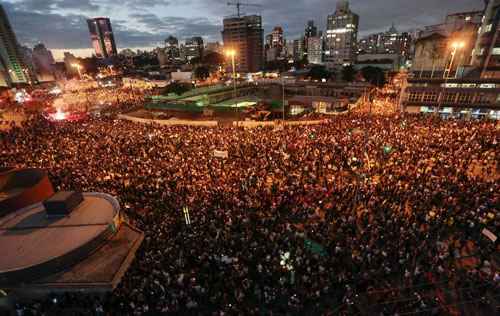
341,65,356,82
202,52,225,66
264,59,288,72
309,65,330,81
361,66,386,87
194,66,210,81
162,82,193,96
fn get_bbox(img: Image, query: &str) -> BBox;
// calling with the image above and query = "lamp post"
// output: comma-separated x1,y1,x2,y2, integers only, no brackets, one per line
438,41,465,115
226,50,239,125
443,42,465,79
282,75,286,122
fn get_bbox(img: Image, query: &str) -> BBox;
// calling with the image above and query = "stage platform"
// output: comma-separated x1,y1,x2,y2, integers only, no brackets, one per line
0,193,126,287
0,169,144,297
5,223,144,296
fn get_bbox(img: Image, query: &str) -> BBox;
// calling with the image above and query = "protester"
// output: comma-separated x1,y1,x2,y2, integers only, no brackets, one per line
1,112,498,315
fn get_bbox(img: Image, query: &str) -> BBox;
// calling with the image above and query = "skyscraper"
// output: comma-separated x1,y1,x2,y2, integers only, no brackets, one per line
87,17,117,59
184,37,204,62
307,37,323,64
304,20,318,53
305,20,318,39
325,0,359,68
0,4,36,86
293,38,305,61
271,26,285,50
165,36,180,61
222,15,264,73
265,26,285,62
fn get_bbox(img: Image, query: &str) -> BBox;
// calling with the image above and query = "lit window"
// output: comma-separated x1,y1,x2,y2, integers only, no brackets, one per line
465,16,471,21
485,24,493,32
443,92,456,103
457,93,473,104
408,92,422,102
423,91,438,103
492,47,500,55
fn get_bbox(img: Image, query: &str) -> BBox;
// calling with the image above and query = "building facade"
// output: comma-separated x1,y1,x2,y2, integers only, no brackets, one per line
358,25,413,68
87,17,118,59
401,2,500,118
402,77,500,118
184,36,204,62
165,36,180,62
222,15,264,73
0,4,36,86
304,20,318,54
472,0,500,78
265,26,285,62
325,0,359,68
307,36,323,64
293,38,305,61
412,9,482,78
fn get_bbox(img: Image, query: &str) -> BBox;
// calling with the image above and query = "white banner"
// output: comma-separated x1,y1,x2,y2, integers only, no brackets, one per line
482,228,497,242
214,150,228,159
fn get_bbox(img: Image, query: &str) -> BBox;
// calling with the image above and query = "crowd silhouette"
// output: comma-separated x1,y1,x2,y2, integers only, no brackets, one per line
1,112,498,315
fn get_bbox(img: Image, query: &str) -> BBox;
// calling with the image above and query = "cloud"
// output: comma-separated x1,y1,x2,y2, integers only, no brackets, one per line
1,0,483,52
13,0,100,12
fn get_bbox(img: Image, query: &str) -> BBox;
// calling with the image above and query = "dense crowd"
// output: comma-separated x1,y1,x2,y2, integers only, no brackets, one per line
1,113,498,315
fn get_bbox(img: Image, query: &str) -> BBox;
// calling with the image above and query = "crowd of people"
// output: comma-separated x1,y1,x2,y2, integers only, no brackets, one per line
0,111,498,315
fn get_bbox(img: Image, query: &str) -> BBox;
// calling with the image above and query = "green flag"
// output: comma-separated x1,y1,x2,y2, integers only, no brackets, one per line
304,239,327,257
383,145,393,155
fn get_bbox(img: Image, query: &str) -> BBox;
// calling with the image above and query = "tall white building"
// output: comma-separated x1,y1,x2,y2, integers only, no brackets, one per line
307,37,323,64
324,0,359,68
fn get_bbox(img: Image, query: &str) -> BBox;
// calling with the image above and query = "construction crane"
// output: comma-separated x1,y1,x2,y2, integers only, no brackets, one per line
227,1,262,17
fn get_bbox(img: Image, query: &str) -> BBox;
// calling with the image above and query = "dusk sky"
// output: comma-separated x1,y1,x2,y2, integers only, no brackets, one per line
2,0,481,59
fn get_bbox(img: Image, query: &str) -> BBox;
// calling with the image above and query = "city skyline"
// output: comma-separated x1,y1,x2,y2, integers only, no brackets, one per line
1,0,480,60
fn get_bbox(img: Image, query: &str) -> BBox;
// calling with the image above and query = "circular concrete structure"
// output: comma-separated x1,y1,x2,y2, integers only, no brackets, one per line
0,193,121,285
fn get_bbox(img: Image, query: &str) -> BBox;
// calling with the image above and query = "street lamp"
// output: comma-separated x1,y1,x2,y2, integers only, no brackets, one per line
71,63,83,79
443,41,465,79
225,49,239,125
438,41,466,115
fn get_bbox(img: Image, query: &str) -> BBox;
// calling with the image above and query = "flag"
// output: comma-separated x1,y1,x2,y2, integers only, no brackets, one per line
304,239,327,257
383,145,393,155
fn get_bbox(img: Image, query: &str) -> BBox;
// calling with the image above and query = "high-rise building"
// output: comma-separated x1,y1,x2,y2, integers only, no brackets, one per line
325,0,359,67
293,38,305,61
305,20,318,39
0,4,36,86
307,37,323,64
184,36,204,62
265,26,285,62
285,41,295,59
304,20,318,53
87,17,117,59
472,0,500,78
165,36,180,62
271,26,284,49
357,24,413,61
222,15,264,73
